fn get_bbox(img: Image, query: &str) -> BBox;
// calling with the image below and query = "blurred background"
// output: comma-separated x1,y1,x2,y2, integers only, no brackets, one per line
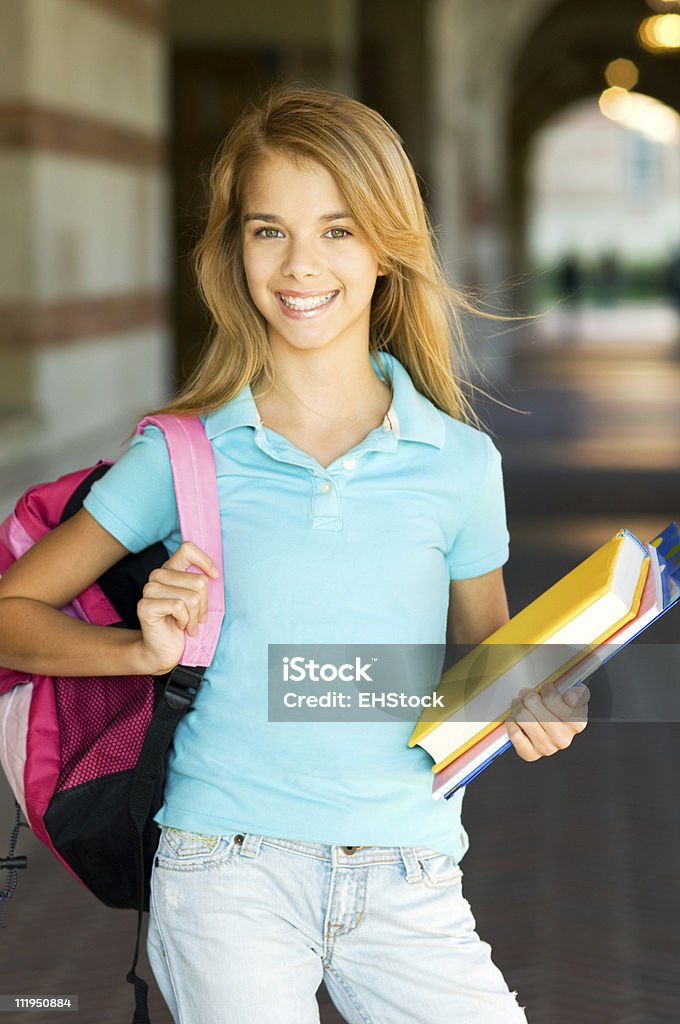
1,0,680,1021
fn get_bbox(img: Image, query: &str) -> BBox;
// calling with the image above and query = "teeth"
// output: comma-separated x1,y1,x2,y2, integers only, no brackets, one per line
279,292,336,310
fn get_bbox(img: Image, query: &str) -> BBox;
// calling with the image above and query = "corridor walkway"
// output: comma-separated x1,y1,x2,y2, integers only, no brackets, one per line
464,340,680,1024
1,337,680,1022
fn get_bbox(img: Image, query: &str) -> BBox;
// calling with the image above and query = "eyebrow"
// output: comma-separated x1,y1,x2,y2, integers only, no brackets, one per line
242,211,352,223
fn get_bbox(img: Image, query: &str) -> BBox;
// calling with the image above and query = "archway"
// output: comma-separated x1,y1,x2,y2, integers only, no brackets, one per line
509,0,680,292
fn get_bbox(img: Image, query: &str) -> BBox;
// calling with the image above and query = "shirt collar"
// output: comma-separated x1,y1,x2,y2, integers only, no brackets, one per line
202,387,260,439
202,351,445,449
370,351,445,448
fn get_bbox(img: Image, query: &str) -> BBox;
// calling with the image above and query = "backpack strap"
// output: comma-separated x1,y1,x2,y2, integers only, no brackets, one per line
126,413,224,1023
135,412,225,665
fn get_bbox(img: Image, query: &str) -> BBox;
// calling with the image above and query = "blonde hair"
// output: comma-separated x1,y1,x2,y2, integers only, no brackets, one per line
138,83,507,434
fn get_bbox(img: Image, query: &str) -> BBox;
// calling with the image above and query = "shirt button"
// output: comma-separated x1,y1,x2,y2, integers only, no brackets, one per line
320,482,332,493
342,458,356,470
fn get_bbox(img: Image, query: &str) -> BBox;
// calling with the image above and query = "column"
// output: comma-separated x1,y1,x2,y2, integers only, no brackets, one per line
0,0,171,460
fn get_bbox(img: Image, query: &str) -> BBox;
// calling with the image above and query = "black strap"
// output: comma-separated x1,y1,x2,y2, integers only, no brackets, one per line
126,665,206,1024
0,799,28,928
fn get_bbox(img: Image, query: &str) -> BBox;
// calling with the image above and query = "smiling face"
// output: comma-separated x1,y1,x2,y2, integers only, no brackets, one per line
240,151,382,359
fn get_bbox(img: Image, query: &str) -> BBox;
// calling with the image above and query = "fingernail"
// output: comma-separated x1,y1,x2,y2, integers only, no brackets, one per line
565,685,585,705
210,566,219,578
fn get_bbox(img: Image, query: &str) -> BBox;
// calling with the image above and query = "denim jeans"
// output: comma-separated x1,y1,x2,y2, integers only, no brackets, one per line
147,827,527,1024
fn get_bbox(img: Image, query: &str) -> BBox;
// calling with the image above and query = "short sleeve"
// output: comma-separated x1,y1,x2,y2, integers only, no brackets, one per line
82,425,180,554
445,435,510,579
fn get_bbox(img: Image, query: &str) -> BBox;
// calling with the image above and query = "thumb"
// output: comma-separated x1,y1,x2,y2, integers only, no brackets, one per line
168,540,219,577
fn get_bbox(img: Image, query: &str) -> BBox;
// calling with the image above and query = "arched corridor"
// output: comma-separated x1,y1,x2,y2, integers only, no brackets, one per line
2,1,680,1021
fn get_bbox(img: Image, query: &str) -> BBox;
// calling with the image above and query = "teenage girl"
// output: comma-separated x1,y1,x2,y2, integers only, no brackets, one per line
0,85,589,1024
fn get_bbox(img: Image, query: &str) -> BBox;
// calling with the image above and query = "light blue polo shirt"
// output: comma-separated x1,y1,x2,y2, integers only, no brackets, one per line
83,352,509,858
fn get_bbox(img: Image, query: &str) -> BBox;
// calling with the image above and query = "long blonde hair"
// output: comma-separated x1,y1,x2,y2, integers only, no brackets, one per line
139,83,506,432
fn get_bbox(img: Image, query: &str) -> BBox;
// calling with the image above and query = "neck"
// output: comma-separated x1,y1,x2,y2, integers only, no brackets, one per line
253,344,392,431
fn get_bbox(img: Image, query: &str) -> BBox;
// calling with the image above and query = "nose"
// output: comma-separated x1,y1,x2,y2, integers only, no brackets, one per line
280,235,321,280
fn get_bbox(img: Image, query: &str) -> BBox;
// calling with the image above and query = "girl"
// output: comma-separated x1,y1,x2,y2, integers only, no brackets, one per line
0,85,589,1023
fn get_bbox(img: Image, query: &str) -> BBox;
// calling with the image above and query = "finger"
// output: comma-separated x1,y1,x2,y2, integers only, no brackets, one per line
514,695,583,751
528,681,567,718
142,580,203,633
506,716,540,761
517,687,562,726
165,541,219,579
522,682,581,727
537,680,590,728
560,683,590,731
563,682,590,704
147,568,209,619
509,699,566,756
137,596,190,633
518,683,588,733
563,682,590,708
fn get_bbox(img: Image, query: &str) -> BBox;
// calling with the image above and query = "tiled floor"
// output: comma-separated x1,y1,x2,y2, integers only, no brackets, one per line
2,334,680,1022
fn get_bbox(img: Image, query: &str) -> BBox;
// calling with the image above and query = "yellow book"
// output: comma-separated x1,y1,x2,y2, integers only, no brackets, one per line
408,530,649,771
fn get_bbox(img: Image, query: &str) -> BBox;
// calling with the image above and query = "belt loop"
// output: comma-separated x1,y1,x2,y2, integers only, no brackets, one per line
238,834,263,859
399,847,422,883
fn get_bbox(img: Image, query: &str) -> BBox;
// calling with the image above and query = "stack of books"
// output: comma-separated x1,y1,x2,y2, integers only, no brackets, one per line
408,523,680,801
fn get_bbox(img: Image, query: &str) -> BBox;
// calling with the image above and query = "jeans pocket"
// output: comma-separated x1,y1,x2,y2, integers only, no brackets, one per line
156,826,228,870
419,852,463,889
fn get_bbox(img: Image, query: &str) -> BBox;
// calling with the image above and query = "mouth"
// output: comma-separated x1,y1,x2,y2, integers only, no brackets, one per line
275,290,339,319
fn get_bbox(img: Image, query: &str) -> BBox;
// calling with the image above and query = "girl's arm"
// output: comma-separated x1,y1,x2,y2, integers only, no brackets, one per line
0,507,151,676
446,567,589,760
0,507,216,678
446,568,509,647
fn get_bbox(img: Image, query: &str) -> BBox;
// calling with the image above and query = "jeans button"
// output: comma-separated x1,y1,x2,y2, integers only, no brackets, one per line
341,846,357,855
234,834,244,845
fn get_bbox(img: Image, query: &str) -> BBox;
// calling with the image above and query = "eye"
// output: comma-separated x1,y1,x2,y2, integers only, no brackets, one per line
254,227,284,239
325,227,351,239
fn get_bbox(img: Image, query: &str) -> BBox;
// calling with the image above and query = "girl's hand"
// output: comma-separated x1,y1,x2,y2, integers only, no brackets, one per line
506,681,590,762
136,541,219,675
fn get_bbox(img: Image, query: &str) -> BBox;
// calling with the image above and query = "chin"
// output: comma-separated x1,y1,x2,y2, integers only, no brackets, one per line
270,323,338,350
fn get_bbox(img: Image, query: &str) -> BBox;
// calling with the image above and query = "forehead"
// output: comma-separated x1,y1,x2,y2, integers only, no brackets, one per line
240,151,344,210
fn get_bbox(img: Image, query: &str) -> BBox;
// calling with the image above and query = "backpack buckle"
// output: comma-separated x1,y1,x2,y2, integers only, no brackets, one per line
163,665,205,711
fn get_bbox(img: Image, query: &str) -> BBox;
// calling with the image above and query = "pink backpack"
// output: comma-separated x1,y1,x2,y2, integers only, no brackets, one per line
0,414,225,1024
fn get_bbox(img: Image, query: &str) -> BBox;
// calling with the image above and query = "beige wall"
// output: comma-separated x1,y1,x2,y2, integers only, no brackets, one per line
0,153,31,303
26,0,166,132
32,156,168,300
0,0,26,97
0,0,170,458
36,327,171,446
